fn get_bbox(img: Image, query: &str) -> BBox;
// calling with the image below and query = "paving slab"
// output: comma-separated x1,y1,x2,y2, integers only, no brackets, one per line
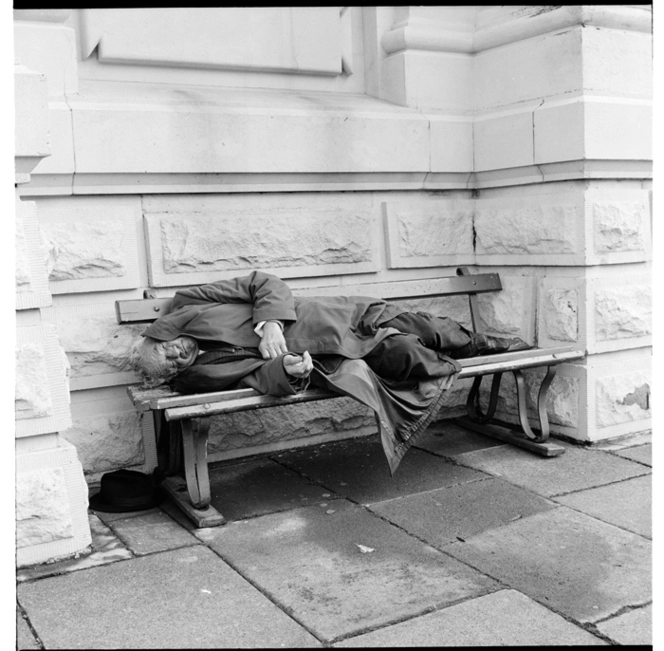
444,506,651,624
17,546,320,649
16,606,40,650
108,510,201,555
208,457,338,521
453,442,650,497
17,513,133,582
596,604,652,645
274,435,489,504
414,421,507,457
334,589,606,647
613,443,652,466
554,475,651,538
195,499,498,643
594,431,651,451
369,477,558,547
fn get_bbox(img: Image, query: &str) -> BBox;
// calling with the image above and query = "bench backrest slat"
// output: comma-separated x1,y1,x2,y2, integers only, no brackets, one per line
116,271,502,324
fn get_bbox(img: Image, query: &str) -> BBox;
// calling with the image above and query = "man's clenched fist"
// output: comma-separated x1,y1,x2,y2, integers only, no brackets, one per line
283,351,313,379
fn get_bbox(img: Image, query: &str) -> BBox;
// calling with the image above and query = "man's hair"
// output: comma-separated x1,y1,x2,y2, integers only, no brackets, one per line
129,336,180,388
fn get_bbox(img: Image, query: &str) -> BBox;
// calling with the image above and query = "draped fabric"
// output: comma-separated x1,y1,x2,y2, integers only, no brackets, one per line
146,271,461,473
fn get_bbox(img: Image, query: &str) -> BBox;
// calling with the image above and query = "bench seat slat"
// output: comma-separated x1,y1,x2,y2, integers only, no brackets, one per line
457,347,584,377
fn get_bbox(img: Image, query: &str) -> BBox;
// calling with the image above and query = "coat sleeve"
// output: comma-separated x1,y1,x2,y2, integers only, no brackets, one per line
169,270,297,327
239,355,310,396
172,354,309,396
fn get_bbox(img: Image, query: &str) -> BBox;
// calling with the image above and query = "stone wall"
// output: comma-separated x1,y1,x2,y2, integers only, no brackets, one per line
15,53,92,567
15,7,651,552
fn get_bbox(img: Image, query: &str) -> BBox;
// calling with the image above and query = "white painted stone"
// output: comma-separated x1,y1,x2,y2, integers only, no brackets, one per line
14,21,79,98
397,209,472,258
15,343,53,420
15,439,92,567
475,203,578,256
487,368,580,429
473,110,534,172
79,8,342,76
145,208,379,286
477,275,536,341
40,301,145,390
62,410,144,475
15,210,33,288
584,99,652,162
534,100,585,165
474,29,583,112
595,285,651,341
390,295,473,330
14,63,50,160
383,200,474,268
37,203,142,293
401,50,474,112
69,86,430,176
27,102,75,176
593,201,647,254
596,370,651,429
42,220,127,281
543,288,578,342
15,324,73,438
582,26,652,99
164,212,369,272
429,116,473,172
15,194,52,310
60,315,145,378
208,398,374,454
16,467,73,548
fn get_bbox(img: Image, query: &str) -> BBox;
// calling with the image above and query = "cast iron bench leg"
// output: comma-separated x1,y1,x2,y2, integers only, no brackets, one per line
182,417,211,508
160,415,225,528
455,365,565,457
466,373,502,423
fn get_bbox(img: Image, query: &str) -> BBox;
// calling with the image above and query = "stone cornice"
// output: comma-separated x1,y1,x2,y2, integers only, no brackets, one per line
19,160,652,198
381,5,652,55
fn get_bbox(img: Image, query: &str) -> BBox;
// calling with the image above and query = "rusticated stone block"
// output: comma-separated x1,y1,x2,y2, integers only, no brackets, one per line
15,211,33,288
41,220,126,280
62,411,144,475
58,316,143,379
16,195,51,310
595,285,651,341
543,288,578,342
593,201,647,253
16,467,73,548
159,213,372,270
208,398,374,454
475,205,577,255
36,203,141,293
15,343,53,420
145,210,379,286
596,370,651,428
477,275,535,340
16,325,73,437
383,201,474,268
483,370,579,429
386,295,473,330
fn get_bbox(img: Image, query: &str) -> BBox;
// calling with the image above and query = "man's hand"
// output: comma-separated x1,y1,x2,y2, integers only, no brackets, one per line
259,321,288,359
283,351,313,379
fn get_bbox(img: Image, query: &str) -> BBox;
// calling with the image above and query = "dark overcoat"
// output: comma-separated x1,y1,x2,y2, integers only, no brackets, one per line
142,271,459,473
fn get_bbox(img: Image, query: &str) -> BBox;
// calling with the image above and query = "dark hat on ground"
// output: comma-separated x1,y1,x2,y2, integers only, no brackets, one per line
89,469,160,513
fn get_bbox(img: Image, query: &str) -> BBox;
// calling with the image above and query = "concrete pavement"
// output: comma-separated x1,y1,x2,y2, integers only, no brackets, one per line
16,423,652,648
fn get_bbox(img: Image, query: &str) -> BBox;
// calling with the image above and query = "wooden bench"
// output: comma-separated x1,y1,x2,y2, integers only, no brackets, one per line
117,268,585,527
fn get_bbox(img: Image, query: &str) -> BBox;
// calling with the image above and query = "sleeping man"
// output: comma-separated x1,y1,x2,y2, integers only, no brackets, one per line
130,270,529,472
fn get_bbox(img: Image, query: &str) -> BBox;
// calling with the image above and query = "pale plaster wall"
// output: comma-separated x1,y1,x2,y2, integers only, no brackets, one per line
14,7,652,564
